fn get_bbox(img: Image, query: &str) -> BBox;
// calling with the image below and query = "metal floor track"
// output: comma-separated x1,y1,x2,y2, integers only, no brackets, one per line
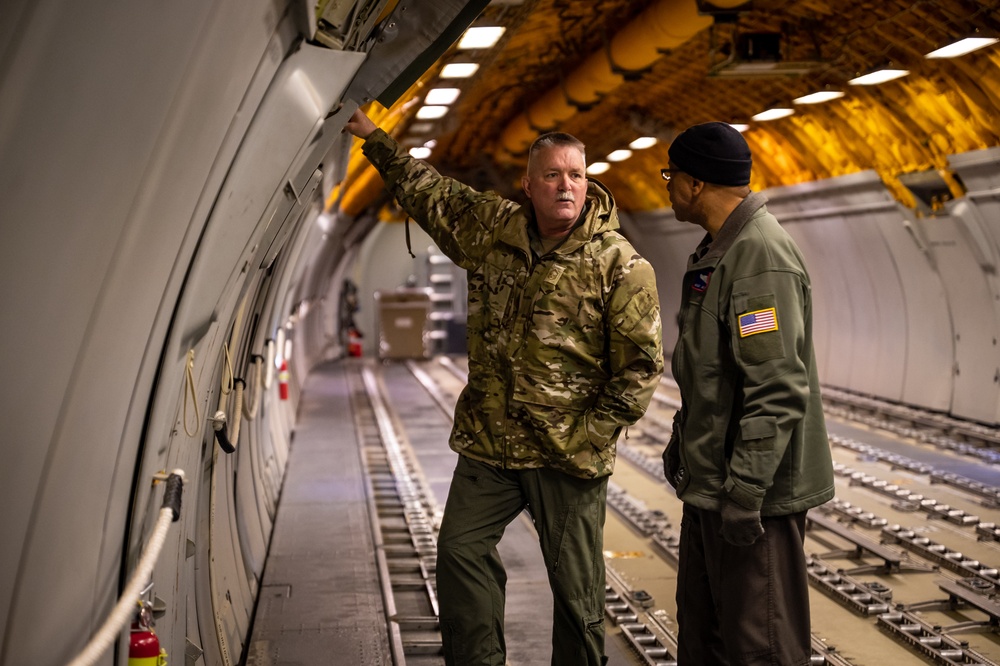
245,358,644,666
245,360,391,666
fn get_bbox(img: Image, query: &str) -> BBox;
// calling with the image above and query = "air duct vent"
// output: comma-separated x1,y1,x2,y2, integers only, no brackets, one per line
708,29,827,78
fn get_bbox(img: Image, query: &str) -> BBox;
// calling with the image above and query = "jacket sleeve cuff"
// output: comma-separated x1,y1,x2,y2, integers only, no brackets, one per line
723,476,764,511
361,128,398,171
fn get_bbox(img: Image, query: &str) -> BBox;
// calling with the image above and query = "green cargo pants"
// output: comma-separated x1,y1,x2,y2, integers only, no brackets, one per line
436,455,609,666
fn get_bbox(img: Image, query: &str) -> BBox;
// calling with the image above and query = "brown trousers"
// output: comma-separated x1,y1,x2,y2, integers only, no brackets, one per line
676,504,812,666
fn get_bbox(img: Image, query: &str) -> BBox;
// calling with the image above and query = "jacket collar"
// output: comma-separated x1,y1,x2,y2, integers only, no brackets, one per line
689,191,768,269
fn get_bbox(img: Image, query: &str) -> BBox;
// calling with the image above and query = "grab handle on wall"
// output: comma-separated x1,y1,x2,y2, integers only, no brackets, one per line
243,355,264,420
209,378,244,454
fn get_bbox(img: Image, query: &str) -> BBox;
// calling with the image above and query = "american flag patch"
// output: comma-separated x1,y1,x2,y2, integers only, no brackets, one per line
738,307,778,337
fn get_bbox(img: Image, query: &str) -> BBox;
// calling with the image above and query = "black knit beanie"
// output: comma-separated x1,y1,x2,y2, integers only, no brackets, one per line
667,122,752,186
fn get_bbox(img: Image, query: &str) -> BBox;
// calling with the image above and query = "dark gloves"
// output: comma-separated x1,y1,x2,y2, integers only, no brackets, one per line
720,499,764,546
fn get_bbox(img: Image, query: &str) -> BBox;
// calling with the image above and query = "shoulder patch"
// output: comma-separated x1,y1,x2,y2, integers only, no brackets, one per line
692,270,712,292
738,307,778,337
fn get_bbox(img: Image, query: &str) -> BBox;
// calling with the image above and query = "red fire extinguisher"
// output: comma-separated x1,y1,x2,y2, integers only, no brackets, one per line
348,327,363,357
278,360,289,400
129,607,167,665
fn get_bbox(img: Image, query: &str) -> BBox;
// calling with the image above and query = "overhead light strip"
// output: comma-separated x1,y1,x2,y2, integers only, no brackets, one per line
440,63,480,78
628,137,658,149
793,90,845,105
752,108,795,122
457,26,505,50
926,37,998,59
416,105,449,119
848,69,909,85
425,88,461,105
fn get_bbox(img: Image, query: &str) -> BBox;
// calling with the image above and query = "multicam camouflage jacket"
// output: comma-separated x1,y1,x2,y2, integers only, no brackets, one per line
363,129,663,479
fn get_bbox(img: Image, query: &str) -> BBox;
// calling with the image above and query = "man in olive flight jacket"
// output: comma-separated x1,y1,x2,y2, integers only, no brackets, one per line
346,107,663,666
661,121,835,666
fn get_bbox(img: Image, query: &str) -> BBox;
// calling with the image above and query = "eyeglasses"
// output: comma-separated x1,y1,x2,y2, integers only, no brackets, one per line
660,168,677,182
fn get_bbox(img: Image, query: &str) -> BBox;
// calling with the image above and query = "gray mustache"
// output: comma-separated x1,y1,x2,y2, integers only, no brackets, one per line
557,192,575,201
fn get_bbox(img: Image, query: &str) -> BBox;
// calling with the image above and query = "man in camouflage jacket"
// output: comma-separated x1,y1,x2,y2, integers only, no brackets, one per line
346,107,663,666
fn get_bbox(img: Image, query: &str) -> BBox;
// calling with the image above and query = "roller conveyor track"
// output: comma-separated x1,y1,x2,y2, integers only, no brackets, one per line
350,365,444,665
607,473,853,665
605,569,678,666
617,388,1000,665
799,488,1000,665
832,435,1000,509
822,497,889,529
883,525,1000,586
386,360,1000,665
877,610,998,665
823,386,1000,453
807,557,894,616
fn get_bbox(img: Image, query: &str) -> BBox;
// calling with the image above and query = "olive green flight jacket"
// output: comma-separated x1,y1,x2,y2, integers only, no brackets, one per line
363,129,663,479
667,192,835,515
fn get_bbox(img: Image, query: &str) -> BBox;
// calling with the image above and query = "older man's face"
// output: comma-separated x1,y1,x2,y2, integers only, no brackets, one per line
521,144,588,234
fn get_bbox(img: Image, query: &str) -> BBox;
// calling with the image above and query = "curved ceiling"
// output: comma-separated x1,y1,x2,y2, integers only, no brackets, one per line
341,0,1000,214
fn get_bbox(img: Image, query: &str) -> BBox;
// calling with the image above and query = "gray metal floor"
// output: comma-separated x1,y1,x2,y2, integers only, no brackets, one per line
377,362,636,665
246,359,638,665
249,356,1000,665
246,361,390,666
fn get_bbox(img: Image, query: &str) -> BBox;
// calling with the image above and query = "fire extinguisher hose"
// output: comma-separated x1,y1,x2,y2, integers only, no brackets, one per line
67,470,186,666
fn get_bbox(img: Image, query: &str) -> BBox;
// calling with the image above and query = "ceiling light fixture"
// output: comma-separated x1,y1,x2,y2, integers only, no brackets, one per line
408,122,434,134
607,149,633,162
793,90,845,105
628,137,658,149
440,63,480,78
751,108,794,122
729,123,750,133
416,105,449,119
925,37,999,59
425,88,461,105
457,26,505,50
586,162,610,175
848,69,909,85
409,146,432,159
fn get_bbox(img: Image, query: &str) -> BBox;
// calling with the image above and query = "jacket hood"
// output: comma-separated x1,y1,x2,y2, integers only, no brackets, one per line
574,177,620,241
568,178,620,246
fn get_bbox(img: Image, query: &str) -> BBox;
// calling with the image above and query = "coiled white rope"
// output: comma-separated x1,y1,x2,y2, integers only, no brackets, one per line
67,470,185,666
